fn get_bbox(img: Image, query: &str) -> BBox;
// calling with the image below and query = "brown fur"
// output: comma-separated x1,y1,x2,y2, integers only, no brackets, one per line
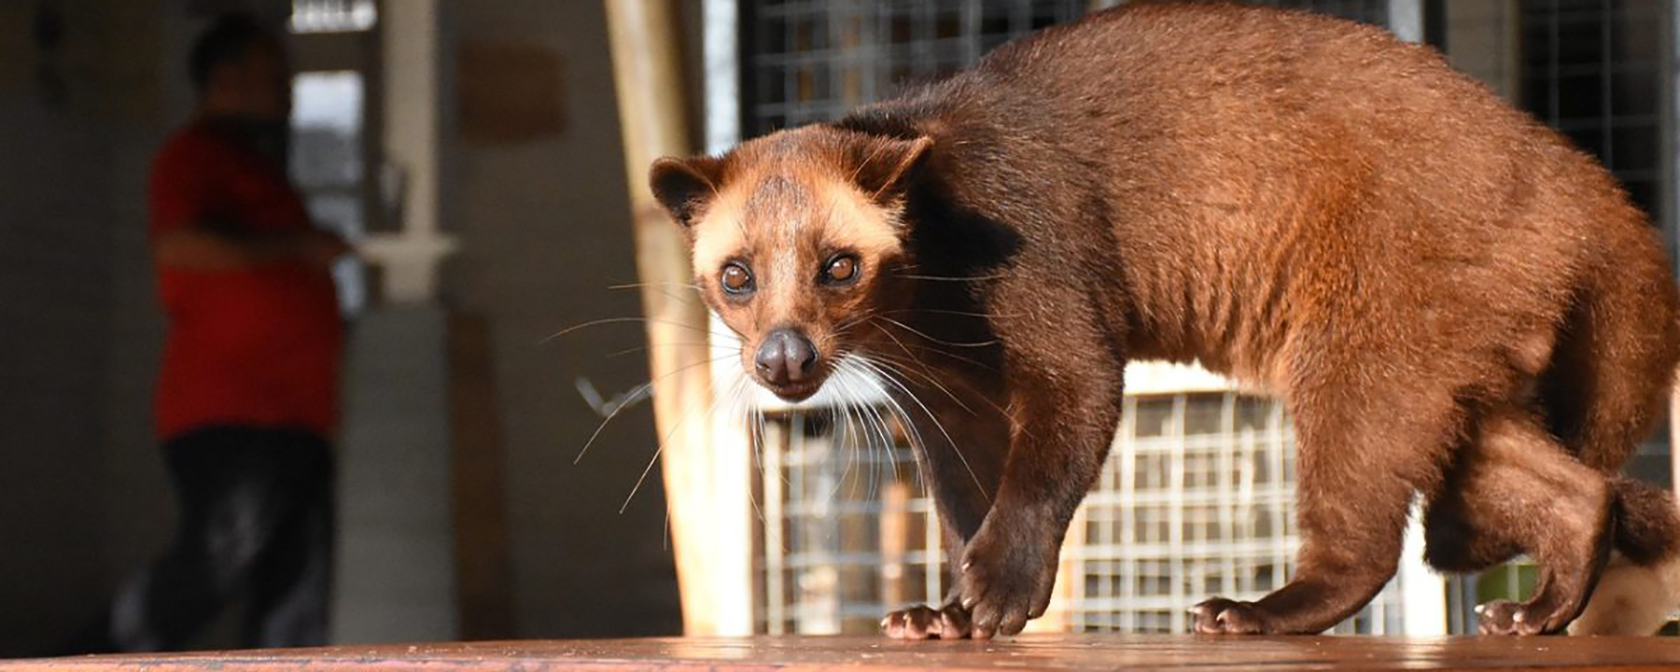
652,2,1680,637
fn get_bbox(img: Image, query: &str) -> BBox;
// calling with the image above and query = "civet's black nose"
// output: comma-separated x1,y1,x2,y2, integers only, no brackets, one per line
755,328,819,386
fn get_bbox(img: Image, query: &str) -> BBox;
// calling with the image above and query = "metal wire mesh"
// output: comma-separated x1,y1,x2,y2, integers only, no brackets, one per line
755,411,946,634
744,1,1088,136
752,391,1411,634
1065,394,1294,633
1519,0,1665,221
742,1,1398,135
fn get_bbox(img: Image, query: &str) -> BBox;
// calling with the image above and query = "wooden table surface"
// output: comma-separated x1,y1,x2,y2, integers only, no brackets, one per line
10,635,1680,672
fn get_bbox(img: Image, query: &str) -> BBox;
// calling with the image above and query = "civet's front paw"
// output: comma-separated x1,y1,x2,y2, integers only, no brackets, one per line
1475,599,1568,636
881,602,972,640
956,512,1059,639
1190,598,1275,634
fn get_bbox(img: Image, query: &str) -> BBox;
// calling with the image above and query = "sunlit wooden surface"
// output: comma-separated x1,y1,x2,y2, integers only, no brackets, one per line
14,635,1680,672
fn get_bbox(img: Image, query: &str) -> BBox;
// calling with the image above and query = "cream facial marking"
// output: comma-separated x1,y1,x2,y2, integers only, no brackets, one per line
690,180,752,292
815,176,905,263
691,174,810,292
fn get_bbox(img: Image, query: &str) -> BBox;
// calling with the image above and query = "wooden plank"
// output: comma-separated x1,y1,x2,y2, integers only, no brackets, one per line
16,635,1680,672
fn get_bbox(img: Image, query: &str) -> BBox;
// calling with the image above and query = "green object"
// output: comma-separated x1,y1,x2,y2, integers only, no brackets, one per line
1476,562,1538,604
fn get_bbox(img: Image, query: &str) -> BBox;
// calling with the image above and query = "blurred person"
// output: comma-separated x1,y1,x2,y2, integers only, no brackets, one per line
64,13,348,653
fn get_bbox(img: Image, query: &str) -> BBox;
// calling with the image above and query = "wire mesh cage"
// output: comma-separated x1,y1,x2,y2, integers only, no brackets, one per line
741,0,1397,136
750,391,1413,635
1518,0,1667,225
1062,394,1302,633
753,411,945,634
743,1,1091,136
1053,392,1407,634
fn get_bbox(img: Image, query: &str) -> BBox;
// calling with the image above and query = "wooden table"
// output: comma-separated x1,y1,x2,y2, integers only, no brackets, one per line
10,635,1680,672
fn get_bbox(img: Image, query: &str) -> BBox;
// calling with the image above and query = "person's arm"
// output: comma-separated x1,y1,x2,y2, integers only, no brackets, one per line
149,136,351,272
152,223,350,271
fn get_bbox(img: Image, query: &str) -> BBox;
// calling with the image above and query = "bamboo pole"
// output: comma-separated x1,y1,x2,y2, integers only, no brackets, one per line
604,0,752,636
1671,387,1679,493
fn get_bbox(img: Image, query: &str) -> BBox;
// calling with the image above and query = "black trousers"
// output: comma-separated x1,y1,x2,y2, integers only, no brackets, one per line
105,426,336,651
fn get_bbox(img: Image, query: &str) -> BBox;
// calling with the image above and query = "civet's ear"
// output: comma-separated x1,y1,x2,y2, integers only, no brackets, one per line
649,155,725,227
848,135,933,202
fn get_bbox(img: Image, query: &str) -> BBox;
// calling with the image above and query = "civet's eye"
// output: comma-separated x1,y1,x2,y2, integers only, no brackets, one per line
823,254,859,284
721,262,754,294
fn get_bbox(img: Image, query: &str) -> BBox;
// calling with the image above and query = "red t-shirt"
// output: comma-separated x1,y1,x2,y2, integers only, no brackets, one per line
148,120,343,441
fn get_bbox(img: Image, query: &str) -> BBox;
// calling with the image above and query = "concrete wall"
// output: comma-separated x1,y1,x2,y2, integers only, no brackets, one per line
0,91,124,657
447,0,683,637
0,0,186,654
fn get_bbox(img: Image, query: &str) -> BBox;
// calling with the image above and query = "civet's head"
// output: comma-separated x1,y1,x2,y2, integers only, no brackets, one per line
650,126,932,402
